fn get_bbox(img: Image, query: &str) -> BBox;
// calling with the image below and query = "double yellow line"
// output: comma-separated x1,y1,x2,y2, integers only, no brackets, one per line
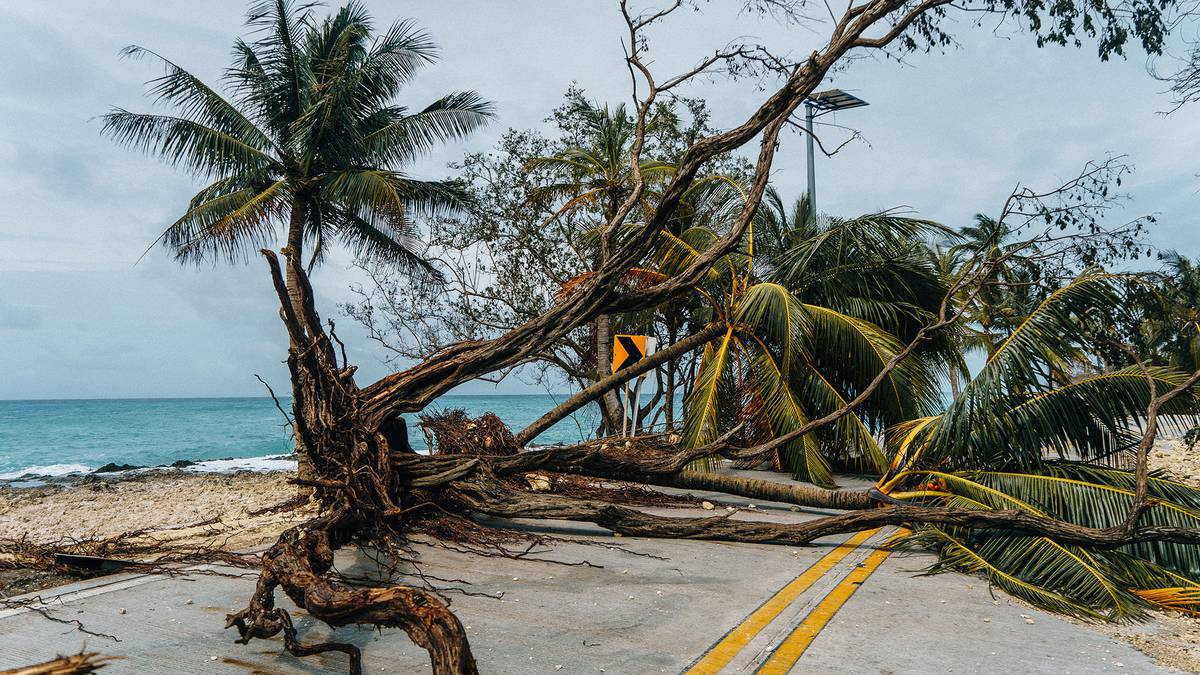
685,528,894,675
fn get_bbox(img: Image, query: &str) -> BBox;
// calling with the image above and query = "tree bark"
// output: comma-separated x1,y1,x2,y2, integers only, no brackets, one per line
594,313,624,434
452,473,1200,550
231,249,477,675
285,204,316,484
227,514,475,675
387,437,875,511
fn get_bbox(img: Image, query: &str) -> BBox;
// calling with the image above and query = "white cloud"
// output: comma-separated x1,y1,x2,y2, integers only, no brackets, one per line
0,0,1197,398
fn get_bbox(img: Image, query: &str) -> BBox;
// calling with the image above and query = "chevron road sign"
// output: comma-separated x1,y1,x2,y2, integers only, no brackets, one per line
612,334,656,373
612,335,657,436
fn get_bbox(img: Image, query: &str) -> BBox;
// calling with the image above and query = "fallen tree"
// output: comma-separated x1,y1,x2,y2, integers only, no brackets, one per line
104,0,1200,673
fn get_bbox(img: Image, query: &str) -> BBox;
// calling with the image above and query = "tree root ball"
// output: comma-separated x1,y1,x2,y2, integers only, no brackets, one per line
419,410,518,456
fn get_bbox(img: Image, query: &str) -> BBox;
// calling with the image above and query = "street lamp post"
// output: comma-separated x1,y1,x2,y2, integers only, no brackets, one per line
803,89,869,219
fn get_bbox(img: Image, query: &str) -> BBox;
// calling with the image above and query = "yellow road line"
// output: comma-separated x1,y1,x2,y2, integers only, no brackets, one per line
684,528,881,675
755,539,895,674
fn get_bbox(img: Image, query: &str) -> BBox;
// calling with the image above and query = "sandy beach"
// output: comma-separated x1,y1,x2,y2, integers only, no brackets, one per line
0,470,314,595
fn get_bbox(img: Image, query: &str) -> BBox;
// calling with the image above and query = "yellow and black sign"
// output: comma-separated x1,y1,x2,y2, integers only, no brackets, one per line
612,334,649,373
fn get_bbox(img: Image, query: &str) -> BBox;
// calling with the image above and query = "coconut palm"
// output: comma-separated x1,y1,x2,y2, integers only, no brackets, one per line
1142,251,1200,372
765,199,961,362
877,271,1200,620
929,244,973,397
102,0,494,479
647,191,952,486
527,97,676,431
103,0,494,297
950,214,1039,357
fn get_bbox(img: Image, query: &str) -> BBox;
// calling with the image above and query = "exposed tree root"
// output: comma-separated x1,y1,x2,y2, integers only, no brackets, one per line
225,514,475,675
0,530,259,580
0,652,118,675
0,595,121,642
421,410,518,456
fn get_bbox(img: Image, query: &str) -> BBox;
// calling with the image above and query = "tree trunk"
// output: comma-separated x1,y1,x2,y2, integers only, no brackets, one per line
285,204,316,485
515,324,725,445
664,320,679,430
472,441,874,511
594,313,624,434
229,249,477,675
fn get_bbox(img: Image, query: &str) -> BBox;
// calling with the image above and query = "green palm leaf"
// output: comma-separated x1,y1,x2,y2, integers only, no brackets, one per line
901,527,1131,621
682,328,735,450
743,342,835,487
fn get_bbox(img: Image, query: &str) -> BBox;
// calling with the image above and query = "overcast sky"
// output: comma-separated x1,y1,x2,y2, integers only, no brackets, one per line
1,1,1197,400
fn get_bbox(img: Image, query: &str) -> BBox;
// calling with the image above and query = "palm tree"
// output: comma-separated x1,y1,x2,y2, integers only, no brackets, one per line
103,0,494,476
527,97,675,432
876,271,1200,619
1144,251,1200,372
752,187,816,271
929,244,972,397
648,191,952,486
103,0,494,303
950,214,1036,357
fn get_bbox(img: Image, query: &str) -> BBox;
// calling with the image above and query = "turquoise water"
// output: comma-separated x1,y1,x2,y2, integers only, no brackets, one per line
0,395,601,479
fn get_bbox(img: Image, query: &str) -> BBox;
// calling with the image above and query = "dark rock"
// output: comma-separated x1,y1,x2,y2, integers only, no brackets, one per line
93,463,142,474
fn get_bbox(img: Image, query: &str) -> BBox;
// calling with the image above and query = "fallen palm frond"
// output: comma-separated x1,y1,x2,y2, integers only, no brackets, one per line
873,271,1200,620
887,463,1200,619
1133,586,1200,616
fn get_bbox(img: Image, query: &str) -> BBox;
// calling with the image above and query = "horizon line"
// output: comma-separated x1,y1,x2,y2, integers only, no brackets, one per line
0,393,577,403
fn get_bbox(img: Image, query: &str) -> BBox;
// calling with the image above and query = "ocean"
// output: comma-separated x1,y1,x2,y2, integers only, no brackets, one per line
0,395,603,480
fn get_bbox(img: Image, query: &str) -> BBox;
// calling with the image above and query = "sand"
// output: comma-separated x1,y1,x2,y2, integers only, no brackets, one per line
0,470,311,548
2,442,1200,671
1075,437,1200,673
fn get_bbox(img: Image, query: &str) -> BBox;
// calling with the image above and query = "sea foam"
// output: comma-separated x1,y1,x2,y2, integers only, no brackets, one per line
0,463,93,480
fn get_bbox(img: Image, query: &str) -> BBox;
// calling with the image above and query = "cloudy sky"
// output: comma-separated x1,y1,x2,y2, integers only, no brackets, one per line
1,1,1197,400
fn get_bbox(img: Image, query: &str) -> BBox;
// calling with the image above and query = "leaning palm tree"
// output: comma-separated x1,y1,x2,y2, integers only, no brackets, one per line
646,191,952,486
103,0,493,476
877,271,1200,620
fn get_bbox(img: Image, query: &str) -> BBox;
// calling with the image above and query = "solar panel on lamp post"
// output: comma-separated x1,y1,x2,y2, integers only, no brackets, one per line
804,89,869,219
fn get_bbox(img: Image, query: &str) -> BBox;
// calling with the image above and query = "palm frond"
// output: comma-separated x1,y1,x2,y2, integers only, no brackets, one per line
899,527,1132,621
682,328,735,450
168,179,290,263
119,45,276,152
743,342,835,487
101,111,280,179
362,93,495,165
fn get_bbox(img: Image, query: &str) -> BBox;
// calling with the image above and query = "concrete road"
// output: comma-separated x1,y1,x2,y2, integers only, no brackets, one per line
0,472,1176,674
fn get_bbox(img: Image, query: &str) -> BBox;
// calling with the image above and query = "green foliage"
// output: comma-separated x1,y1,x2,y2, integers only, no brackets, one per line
672,193,954,485
894,466,1200,620
104,0,493,276
879,264,1200,621
887,272,1179,473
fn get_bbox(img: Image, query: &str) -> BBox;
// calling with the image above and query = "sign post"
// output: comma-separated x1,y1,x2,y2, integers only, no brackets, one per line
612,335,656,436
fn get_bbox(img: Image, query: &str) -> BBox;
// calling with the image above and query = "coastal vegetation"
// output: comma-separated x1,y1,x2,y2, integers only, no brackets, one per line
97,0,1200,673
